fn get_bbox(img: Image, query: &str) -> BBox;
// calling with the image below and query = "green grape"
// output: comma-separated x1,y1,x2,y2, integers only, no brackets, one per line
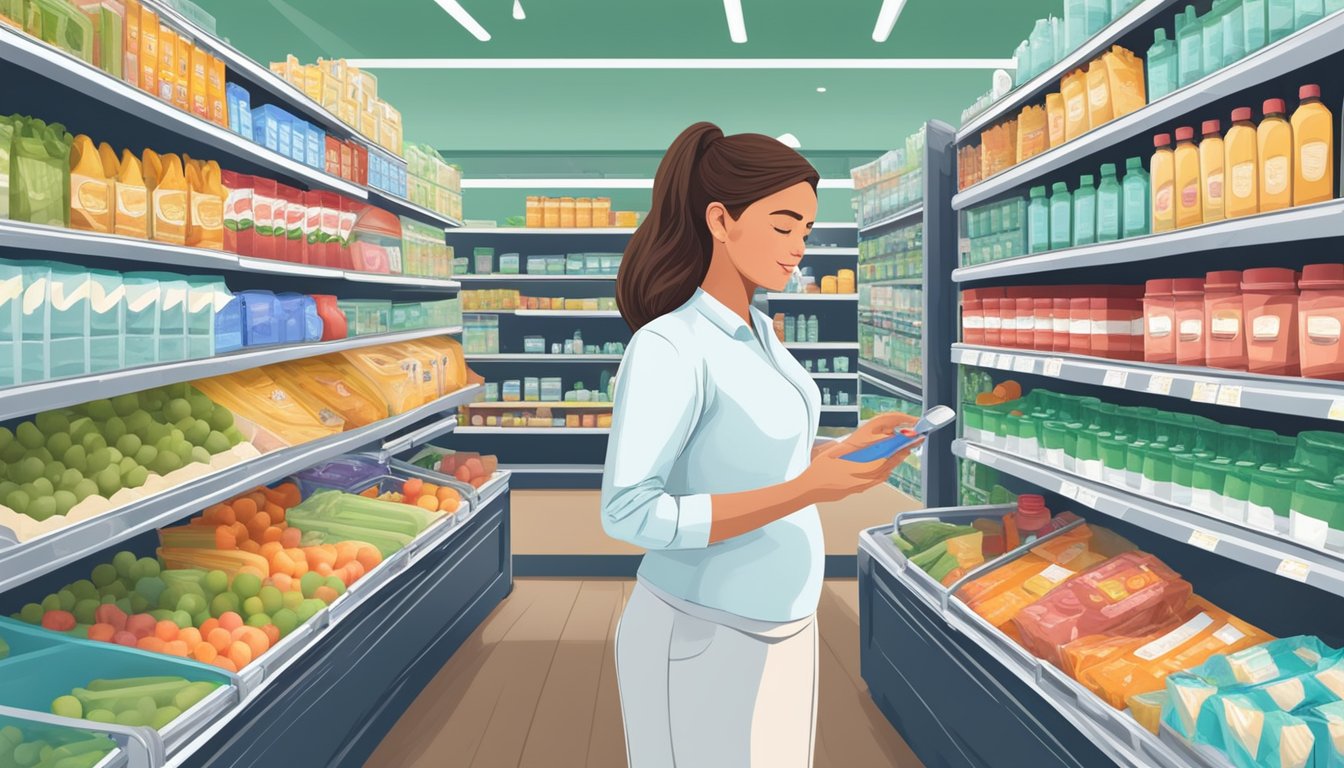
72,479,99,502
137,557,159,578
115,433,141,458
111,394,139,417
95,465,121,497
165,399,192,422
58,468,83,491
0,427,13,450
68,416,96,443
209,592,239,618
18,603,42,624
53,490,76,516
15,421,44,450
0,481,16,501
112,550,136,578
85,399,115,421
223,426,244,446
105,447,123,465
190,447,211,465
26,496,57,521
172,441,193,464
203,431,231,455
123,466,149,489
57,589,76,611
80,432,107,453
207,407,233,432
246,613,271,629
189,394,212,420
45,432,72,458
42,461,66,484
203,570,227,596
73,599,99,625
129,593,150,614
34,410,70,436
102,416,127,445
62,445,87,474
151,451,182,476
258,586,283,615
118,457,136,474
7,490,31,516
40,594,60,612
124,410,152,435
232,573,261,600
241,596,264,617
184,419,210,447
272,608,299,637
14,457,43,484
133,445,157,467
171,610,192,629
0,441,25,463
29,447,53,465
30,477,53,498
85,448,111,475
70,580,98,601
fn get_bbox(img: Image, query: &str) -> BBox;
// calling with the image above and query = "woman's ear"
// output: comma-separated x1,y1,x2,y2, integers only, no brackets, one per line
705,202,730,243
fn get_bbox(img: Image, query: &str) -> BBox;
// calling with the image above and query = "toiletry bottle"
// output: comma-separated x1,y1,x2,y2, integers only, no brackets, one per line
1176,5,1203,87
1096,162,1123,241
1049,181,1073,249
1028,185,1051,253
1122,157,1151,237
1073,174,1098,245
807,315,819,343
1200,119,1226,222
1151,133,1177,232
1268,0,1295,41
1223,0,1247,64
1225,107,1260,217
1174,126,1203,228
1291,83,1333,206
1146,28,1178,101
1258,98,1293,212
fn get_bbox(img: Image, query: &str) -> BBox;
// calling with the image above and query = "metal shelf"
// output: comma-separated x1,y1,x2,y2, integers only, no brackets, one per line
457,273,617,282
0,384,482,595
764,293,858,302
859,371,923,403
953,11,1344,209
366,189,463,231
858,360,923,394
865,277,925,287
955,0,1177,140
454,426,611,435
467,309,623,318
858,205,924,235
465,401,613,409
784,342,860,350
953,344,1344,422
448,227,635,235
0,326,462,423
953,199,1344,281
820,405,859,413
811,372,859,380
953,439,1344,598
0,24,367,200
465,354,623,362
805,247,859,256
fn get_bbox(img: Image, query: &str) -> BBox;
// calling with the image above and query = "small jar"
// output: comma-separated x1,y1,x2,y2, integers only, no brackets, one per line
1242,267,1300,376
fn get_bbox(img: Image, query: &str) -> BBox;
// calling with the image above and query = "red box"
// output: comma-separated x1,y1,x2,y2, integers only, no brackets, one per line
221,171,254,257
1033,298,1053,350
340,142,354,182
1015,298,1034,348
962,290,984,346
1052,298,1071,351
983,298,1002,346
250,177,278,261
325,136,342,177
1090,298,1143,360
1070,298,1092,355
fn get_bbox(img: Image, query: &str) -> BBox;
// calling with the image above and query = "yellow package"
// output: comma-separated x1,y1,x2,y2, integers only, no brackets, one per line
1046,93,1066,148
186,159,223,249
208,55,226,127
138,4,158,93
146,152,187,244
1105,46,1147,118
1062,69,1089,142
1016,105,1048,163
302,65,324,103
193,368,340,449
189,45,208,120
414,335,468,393
115,148,148,239
173,35,191,112
329,349,422,415
1067,597,1273,709
266,359,388,428
70,135,114,234
956,526,1099,629
1085,60,1113,129
156,26,175,104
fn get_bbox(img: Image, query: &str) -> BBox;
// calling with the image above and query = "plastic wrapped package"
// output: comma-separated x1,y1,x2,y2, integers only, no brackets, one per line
956,525,1102,631
265,359,389,428
158,545,270,576
192,368,341,450
1013,551,1193,668
331,347,422,414
414,335,468,393
1303,701,1344,768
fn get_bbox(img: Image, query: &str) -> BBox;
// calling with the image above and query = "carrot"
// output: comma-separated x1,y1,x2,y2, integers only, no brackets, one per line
239,539,261,554
232,497,258,522
214,526,238,550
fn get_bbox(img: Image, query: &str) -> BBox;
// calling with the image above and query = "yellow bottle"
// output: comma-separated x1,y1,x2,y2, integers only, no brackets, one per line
1174,126,1202,229
148,152,187,244
1199,120,1225,223
69,135,114,234
1258,98,1293,213
1225,107,1258,218
114,149,148,239
187,159,224,250
1292,84,1334,207
1151,133,1176,233
1046,93,1066,149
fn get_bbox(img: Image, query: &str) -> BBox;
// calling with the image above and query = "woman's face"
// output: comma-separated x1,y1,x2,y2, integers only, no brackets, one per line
713,181,818,292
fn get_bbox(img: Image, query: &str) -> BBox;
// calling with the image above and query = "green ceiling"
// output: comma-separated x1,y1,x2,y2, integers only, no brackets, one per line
197,0,1061,152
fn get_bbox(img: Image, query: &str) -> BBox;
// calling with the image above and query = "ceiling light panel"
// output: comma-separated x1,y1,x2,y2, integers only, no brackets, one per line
723,0,747,43
433,0,491,41
872,0,909,43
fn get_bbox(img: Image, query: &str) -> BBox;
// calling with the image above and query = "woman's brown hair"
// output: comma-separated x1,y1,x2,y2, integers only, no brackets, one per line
617,122,819,331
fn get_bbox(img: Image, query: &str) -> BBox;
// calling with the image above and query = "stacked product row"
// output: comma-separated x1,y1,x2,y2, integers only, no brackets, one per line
858,223,922,282
403,142,463,222
521,196,638,229
860,309,923,382
461,321,624,357
777,268,856,295
460,249,622,277
268,56,403,157
963,386,1344,552
1010,0,1143,84
227,89,385,187
851,128,925,227
460,289,618,313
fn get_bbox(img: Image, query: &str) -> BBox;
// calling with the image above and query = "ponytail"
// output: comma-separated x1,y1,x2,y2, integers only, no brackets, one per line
617,122,819,332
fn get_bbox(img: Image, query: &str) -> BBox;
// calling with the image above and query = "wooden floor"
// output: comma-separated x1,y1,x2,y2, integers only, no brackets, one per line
366,578,923,768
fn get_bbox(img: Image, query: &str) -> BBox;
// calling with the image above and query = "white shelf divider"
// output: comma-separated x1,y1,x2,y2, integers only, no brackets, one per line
448,227,636,235
858,204,924,235
465,354,623,362
784,342,860,350
456,273,617,282
765,293,859,302
454,426,611,435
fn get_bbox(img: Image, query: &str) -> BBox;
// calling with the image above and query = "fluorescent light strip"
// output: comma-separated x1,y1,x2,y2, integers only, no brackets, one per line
872,0,909,43
433,0,491,41
723,0,747,43
461,178,854,189
346,57,1013,70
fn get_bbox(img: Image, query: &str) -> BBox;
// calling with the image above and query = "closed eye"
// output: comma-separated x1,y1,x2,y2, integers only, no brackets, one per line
773,227,791,235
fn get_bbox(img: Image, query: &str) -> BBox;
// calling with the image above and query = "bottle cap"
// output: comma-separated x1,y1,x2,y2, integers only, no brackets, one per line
1145,278,1174,295
1175,126,1195,141
1126,156,1144,168
1241,267,1298,291
1052,181,1069,192
1079,174,1094,186
1231,107,1253,122
1029,185,1047,197
1171,278,1205,294
1154,133,1172,148
1201,119,1221,135
1299,264,1344,288
1300,84,1321,100
1204,270,1243,289
1100,162,1117,176
1263,98,1286,115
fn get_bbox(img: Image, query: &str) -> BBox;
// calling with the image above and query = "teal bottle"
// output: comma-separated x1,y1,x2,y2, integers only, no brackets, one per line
1268,0,1295,40
1065,0,1087,52
1244,0,1268,50
1096,163,1123,241
1203,1,1226,72
1073,174,1097,246
1222,0,1246,64
1295,0,1324,28
1085,0,1112,36
1122,157,1151,237
1028,185,1051,253
1176,6,1204,87
1029,18,1053,77
1052,16,1066,62
1049,182,1073,250
1327,0,1344,14
1147,28,1178,100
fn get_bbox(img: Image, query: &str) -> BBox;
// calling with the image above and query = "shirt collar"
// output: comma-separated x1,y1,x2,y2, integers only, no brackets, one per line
691,288,759,341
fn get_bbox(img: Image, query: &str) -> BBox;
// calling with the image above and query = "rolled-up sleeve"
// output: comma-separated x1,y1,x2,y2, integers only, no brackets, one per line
600,329,712,550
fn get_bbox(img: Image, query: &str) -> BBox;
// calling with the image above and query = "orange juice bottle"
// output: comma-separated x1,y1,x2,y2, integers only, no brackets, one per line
1174,126,1202,229
1258,98,1292,212
115,149,148,239
1225,107,1258,218
1199,120,1225,223
149,152,187,244
70,135,114,234
157,26,176,103
1292,84,1334,206
174,35,191,112
187,159,224,249
138,4,158,93
189,45,208,119
1151,133,1176,232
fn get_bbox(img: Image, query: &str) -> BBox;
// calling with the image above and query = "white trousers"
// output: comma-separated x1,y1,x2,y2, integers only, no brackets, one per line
614,580,819,768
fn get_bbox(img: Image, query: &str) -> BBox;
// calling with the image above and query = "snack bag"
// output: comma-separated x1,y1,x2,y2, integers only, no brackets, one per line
266,358,387,428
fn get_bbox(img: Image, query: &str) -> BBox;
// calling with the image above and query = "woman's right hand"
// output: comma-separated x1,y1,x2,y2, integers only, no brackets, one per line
797,437,917,504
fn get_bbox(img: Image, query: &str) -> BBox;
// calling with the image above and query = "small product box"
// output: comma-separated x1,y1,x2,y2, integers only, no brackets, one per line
527,257,546,275
251,104,284,153
566,254,585,274
524,335,546,354
237,289,282,347
226,82,252,137
288,118,309,163
541,377,563,401
547,257,565,275
474,247,494,275
499,253,520,274
524,376,540,401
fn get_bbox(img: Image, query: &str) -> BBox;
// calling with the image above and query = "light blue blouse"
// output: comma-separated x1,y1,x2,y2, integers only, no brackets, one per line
600,288,824,623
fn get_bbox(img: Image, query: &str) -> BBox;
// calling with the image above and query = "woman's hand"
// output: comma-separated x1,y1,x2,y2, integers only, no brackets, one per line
800,414,920,505
813,412,919,459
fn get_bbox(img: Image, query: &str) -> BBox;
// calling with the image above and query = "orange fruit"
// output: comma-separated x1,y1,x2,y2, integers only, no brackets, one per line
262,624,280,647
416,495,439,512
240,539,261,554
193,643,218,664
314,563,333,578
164,640,189,658
280,528,302,548
88,623,116,643
208,628,232,652
232,498,257,522
213,656,238,673
270,573,293,592
179,627,203,648
355,546,381,572
314,586,339,604
993,380,1022,401
240,628,268,659
259,541,284,560
215,504,237,526
214,526,237,550
155,620,179,642
136,636,167,653
219,612,243,631
228,641,253,668
261,526,284,544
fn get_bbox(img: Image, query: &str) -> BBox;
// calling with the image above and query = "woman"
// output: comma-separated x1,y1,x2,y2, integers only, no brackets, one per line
602,122,918,768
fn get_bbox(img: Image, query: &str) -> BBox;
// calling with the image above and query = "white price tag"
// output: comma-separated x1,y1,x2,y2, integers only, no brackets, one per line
963,350,981,367
1076,489,1100,508
1216,385,1243,408
996,354,1013,369
1276,558,1311,583
1044,358,1064,377
1014,356,1035,373
1191,381,1220,403
1058,481,1080,499
1330,399,1344,422
1147,375,1173,395
965,445,983,463
1188,529,1219,551
1103,369,1130,389
959,237,972,255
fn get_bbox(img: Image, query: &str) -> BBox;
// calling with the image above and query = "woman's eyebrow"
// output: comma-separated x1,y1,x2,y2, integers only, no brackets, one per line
769,209,804,220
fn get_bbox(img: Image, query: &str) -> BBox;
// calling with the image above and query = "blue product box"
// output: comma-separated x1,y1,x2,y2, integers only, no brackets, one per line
288,119,308,163
237,290,283,347
307,126,324,170
226,82,251,136
252,105,284,153
275,292,317,343
370,155,384,191
277,114,293,161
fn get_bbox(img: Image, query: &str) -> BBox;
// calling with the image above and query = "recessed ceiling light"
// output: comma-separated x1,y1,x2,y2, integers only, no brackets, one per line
816,86,827,93
512,0,525,20
722,0,747,43
433,0,491,41
872,0,909,43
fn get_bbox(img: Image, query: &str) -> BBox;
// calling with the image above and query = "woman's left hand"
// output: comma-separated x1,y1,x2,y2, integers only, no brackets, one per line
815,412,919,458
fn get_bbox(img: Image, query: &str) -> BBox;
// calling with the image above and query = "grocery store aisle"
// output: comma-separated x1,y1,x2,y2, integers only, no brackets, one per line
365,578,922,768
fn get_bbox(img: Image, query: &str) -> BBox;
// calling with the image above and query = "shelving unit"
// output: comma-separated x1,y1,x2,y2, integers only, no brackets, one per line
764,293,858,302
783,342,860,350
465,354,623,363
857,204,923,235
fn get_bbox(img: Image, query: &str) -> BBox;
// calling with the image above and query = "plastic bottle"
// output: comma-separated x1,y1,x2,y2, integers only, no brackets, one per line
1291,83,1334,206
1015,495,1052,544
1203,1,1227,73
1258,98,1293,212
1053,16,1067,62
1200,120,1227,223
1268,0,1295,41
1223,0,1247,64
807,314,819,343
114,148,148,239
1146,28,1178,101
1029,19,1053,78
1096,163,1122,241
1073,174,1098,245
1151,133,1176,232
1086,0,1112,36
1065,0,1087,51
1225,107,1260,218
1174,126,1203,228
1014,39,1033,84
1295,0,1324,29
1028,185,1051,252
1050,182,1073,250
1122,157,1151,237
1176,6,1203,87
1244,0,1268,50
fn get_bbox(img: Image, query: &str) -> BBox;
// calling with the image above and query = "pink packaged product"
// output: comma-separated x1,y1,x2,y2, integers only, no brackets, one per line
1090,297,1143,360
1012,551,1193,669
